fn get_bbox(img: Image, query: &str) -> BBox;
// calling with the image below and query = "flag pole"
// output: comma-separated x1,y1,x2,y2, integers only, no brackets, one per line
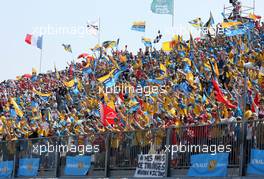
253,0,255,13
39,49,42,73
98,17,101,45
39,37,43,73
172,0,174,28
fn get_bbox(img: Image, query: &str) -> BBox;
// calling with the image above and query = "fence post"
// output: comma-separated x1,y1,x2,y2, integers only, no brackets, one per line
239,68,248,176
239,121,248,176
165,128,172,177
55,137,61,177
104,132,111,177
12,141,17,179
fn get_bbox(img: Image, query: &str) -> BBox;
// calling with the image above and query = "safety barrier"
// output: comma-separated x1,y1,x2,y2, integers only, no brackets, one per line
0,119,264,178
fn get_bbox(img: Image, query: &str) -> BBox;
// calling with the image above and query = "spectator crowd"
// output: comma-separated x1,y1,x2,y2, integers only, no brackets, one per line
0,17,263,143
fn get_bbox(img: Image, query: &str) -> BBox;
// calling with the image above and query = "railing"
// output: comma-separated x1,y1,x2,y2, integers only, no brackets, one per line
223,4,255,18
0,119,264,178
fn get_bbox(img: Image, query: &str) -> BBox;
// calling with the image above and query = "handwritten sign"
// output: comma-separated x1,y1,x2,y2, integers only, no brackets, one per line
134,154,166,177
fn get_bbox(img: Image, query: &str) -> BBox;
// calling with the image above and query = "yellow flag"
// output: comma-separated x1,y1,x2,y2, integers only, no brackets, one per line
91,44,101,51
183,58,192,66
157,63,167,80
98,74,111,83
169,108,176,116
10,98,23,117
186,72,194,85
107,100,116,110
33,88,52,97
189,94,195,104
214,61,219,76
248,13,261,21
162,41,173,52
160,64,167,74
97,69,116,82
63,79,75,88
77,80,83,90
204,61,211,70
247,80,252,89
173,35,182,43
128,99,138,108
221,21,242,28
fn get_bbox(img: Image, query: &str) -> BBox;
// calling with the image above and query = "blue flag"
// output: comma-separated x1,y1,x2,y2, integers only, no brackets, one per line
64,156,91,176
151,0,174,15
142,37,152,47
131,21,146,32
225,22,255,37
174,81,192,95
104,68,125,88
18,158,40,177
147,79,164,85
247,149,264,175
128,104,140,114
104,78,116,88
188,153,229,177
0,161,13,178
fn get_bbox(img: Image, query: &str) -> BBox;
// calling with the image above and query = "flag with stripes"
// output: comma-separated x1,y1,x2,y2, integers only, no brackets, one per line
131,21,145,32
142,37,152,47
25,34,43,49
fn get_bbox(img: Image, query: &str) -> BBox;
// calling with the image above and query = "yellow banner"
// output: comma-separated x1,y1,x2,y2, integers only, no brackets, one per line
33,88,52,97
221,21,242,28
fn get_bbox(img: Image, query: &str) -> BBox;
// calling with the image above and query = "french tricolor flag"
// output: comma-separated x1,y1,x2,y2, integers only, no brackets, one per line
25,34,43,49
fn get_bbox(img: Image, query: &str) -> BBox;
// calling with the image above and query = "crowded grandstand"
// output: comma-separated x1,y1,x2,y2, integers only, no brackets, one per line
0,0,263,178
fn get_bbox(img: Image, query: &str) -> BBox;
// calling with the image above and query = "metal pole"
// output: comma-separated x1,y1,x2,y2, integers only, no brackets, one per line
172,0,174,28
104,132,111,177
39,48,43,73
165,128,172,177
253,0,255,13
239,68,248,176
55,137,61,177
12,141,17,179
98,17,101,45
223,4,225,17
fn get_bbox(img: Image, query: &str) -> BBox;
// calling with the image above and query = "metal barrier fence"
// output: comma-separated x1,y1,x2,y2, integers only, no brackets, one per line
0,119,264,178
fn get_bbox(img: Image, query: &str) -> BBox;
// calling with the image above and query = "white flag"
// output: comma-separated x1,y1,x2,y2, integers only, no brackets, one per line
87,19,99,36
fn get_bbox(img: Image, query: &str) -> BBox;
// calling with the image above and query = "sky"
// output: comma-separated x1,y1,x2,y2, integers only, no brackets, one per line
0,0,263,81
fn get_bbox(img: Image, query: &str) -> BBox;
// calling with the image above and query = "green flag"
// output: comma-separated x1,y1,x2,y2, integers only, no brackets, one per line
151,0,174,15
